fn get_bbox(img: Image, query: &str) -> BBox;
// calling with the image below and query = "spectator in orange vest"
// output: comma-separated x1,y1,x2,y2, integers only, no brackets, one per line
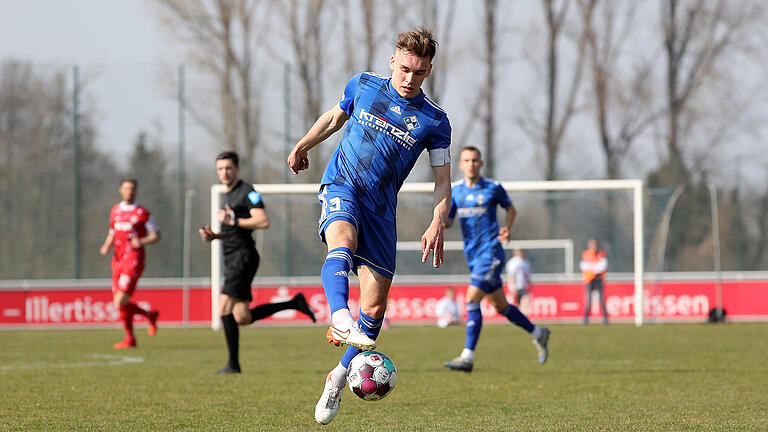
580,238,608,324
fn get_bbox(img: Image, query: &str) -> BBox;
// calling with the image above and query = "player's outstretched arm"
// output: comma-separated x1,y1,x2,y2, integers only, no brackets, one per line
287,104,349,174
421,163,452,268
198,226,221,242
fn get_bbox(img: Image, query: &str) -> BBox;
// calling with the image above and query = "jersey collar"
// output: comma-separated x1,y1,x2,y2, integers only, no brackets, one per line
226,179,243,194
463,177,485,189
119,202,137,210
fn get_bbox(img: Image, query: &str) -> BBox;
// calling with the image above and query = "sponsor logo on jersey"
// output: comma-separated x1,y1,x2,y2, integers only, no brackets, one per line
358,108,417,149
114,221,134,231
457,207,488,218
404,115,421,131
248,191,262,205
390,105,402,115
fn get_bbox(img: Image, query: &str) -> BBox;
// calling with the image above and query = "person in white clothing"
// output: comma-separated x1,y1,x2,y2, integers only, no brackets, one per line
505,248,531,314
435,287,460,328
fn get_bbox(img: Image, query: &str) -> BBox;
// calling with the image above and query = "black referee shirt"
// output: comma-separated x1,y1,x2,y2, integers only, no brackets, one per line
220,179,265,255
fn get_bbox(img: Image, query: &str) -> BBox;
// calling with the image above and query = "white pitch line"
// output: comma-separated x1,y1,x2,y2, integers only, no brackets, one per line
0,354,144,371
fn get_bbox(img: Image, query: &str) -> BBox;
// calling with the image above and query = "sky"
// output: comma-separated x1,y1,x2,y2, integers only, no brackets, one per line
0,0,189,167
0,0,169,64
1,0,766,190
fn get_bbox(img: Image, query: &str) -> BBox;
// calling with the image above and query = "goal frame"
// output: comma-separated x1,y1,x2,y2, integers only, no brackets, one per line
209,179,644,328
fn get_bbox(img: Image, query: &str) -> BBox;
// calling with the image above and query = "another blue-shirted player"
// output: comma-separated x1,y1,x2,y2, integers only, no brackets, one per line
287,27,452,425
443,146,550,373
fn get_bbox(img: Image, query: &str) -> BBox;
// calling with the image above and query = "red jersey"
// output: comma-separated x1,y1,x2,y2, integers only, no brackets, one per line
109,202,158,271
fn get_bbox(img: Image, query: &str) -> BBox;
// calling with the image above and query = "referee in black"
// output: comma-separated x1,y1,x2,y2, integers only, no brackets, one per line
200,151,316,374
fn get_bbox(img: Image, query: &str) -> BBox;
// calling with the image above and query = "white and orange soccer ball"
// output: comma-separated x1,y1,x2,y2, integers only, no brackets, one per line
346,351,397,401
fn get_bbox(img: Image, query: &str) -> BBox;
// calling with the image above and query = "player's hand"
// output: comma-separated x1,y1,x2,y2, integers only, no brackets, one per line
287,146,309,175
130,237,142,249
199,225,216,242
218,205,236,226
99,244,110,256
497,227,510,243
421,219,445,268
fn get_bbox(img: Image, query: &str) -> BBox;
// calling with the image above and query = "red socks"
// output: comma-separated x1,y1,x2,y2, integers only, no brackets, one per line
119,304,135,342
119,303,150,341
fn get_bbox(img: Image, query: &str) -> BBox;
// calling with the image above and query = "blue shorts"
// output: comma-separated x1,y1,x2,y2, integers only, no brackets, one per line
468,248,505,293
317,184,396,278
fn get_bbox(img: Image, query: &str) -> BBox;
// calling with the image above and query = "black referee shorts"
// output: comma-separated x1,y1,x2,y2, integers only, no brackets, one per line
222,248,260,302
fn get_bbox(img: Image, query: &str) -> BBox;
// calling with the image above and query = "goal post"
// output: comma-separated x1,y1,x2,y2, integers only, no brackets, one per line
209,179,645,329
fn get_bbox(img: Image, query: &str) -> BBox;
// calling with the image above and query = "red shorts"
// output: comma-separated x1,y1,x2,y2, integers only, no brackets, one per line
112,263,144,297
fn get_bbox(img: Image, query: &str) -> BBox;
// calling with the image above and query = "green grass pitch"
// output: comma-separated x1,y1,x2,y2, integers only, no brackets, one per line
1,323,767,431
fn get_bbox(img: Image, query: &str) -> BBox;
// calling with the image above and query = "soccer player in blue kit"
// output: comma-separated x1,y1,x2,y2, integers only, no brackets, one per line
287,27,452,425
443,146,550,373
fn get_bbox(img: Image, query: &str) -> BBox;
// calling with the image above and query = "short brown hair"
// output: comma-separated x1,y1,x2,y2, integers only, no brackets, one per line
460,146,482,159
396,26,438,60
216,151,239,167
120,178,137,187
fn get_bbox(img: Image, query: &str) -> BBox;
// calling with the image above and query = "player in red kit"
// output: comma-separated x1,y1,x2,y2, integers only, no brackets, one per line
100,178,161,349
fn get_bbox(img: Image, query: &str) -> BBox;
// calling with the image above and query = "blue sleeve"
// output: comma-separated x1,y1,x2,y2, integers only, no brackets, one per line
247,187,265,209
496,183,512,209
427,115,451,151
339,73,362,116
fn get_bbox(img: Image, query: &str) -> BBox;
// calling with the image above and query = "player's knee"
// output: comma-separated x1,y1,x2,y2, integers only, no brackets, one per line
360,302,386,320
113,293,129,308
234,312,251,325
487,296,508,314
492,302,507,314
325,221,358,251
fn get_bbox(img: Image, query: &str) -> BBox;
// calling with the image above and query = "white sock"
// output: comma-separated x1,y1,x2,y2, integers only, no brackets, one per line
330,362,348,388
331,309,355,328
531,326,542,340
460,348,474,362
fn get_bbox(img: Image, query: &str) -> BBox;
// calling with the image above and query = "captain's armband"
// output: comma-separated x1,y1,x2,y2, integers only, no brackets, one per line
428,148,451,167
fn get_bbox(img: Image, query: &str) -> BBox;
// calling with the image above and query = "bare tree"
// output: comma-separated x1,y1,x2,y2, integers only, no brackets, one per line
417,0,457,105
337,0,396,74
481,0,499,176
153,0,266,176
516,0,587,181
660,0,765,186
0,61,116,278
279,0,327,181
543,0,587,181
361,0,377,72
578,0,658,180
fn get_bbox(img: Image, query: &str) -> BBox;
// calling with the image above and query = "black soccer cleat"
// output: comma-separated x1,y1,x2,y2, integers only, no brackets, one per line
444,357,473,373
213,365,241,374
294,293,317,323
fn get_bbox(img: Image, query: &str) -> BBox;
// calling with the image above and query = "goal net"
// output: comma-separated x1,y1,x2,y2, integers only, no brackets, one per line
208,179,665,328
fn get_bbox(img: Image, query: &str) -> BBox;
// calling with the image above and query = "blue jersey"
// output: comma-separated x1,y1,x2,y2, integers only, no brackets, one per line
449,177,512,268
321,72,451,223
